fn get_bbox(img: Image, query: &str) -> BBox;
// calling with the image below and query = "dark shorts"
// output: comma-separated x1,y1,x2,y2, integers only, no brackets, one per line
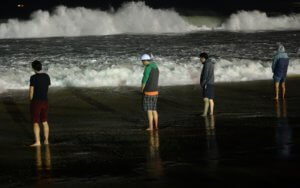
273,75,286,83
143,95,158,111
30,100,48,123
202,84,214,99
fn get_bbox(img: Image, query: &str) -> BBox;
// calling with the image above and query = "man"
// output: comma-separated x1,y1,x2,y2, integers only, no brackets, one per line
272,44,289,100
199,52,215,116
141,54,159,131
29,60,51,147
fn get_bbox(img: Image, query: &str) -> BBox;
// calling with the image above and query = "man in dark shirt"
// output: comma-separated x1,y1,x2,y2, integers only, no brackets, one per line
199,52,215,116
29,60,51,147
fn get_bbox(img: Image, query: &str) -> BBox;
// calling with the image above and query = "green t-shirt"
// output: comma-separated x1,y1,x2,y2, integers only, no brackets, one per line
142,61,157,84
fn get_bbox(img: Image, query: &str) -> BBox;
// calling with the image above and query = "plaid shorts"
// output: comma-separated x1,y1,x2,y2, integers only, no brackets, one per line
143,95,158,111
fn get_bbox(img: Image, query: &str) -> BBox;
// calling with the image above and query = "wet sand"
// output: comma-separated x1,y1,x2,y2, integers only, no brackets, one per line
0,77,300,188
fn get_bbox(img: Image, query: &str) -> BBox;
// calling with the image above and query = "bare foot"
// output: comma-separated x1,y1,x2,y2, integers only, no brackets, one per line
146,128,153,131
44,140,49,145
201,113,207,117
274,97,279,100
30,142,41,147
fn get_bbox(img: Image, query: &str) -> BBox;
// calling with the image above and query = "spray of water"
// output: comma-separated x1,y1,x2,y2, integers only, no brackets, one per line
1,3,300,39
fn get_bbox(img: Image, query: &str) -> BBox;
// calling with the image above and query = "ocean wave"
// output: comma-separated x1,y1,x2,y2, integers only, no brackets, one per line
184,11,300,31
1,2,299,39
0,58,299,93
221,11,300,31
0,2,197,39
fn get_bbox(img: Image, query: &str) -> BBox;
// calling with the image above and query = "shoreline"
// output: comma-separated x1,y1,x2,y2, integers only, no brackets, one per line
2,74,300,91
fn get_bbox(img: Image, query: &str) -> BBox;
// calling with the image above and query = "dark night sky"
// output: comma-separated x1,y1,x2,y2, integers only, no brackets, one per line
0,0,300,19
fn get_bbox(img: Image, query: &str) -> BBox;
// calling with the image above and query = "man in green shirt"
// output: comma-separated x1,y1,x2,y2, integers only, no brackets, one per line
141,54,159,131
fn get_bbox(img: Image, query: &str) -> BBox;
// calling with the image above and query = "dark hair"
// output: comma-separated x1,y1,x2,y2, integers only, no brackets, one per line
199,52,209,59
31,60,42,71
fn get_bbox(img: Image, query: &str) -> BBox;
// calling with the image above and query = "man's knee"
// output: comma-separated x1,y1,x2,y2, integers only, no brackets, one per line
42,121,48,126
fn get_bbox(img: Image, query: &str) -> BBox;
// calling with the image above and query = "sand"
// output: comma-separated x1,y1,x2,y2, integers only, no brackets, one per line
0,77,300,187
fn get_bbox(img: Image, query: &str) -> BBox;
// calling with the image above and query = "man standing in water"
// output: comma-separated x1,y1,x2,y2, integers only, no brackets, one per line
29,60,51,147
199,52,215,116
272,44,289,100
141,54,159,131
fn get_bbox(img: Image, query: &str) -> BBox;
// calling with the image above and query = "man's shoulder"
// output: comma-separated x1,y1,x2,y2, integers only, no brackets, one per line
150,62,158,68
40,73,51,79
41,73,50,76
30,74,37,79
207,58,216,64
31,73,50,80
276,52,288,59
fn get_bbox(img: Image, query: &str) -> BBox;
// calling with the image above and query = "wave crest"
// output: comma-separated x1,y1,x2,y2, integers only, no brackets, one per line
221,10,300,31
1,3,300,39
0,2,197,39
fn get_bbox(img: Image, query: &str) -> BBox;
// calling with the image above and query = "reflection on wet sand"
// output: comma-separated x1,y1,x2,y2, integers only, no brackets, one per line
35,145,52,187
275,100,292,158
204,116,219,167
2,96,31,141
147,131,164,179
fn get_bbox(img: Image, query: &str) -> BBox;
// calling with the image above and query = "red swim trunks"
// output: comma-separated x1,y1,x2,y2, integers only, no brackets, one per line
30,101,48,123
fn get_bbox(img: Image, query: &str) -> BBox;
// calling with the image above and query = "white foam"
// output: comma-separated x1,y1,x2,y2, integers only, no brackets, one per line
1,5,299,39
0,58,299,93
221,11,300,31
0,80,8,94
0,2,197,39
184,11,300,31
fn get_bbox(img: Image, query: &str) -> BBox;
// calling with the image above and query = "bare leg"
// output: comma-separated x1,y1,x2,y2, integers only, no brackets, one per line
209,99,214,115
42,121,49,145
202,98,209,116
153,111,159,129
30,123,41,147
146,111,154,131
274,82,279,100
281,82,286,99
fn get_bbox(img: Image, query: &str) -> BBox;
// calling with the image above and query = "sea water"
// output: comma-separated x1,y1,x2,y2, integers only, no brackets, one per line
0,2,299,93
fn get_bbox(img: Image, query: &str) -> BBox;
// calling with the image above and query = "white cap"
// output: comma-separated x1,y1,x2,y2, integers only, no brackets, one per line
141,54,151,61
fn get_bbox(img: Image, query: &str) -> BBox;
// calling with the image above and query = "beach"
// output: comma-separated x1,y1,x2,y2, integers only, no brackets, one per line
0,2,300,187
0,77,300,187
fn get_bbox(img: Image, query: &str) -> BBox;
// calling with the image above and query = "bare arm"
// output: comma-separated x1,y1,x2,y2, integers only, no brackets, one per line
141,83,145,93
29,86,34,101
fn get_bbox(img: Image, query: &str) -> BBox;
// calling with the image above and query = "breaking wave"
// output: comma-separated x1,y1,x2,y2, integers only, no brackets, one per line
0,2,197,39
221,10,300,31
0,2,300,39
0,57,299,93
